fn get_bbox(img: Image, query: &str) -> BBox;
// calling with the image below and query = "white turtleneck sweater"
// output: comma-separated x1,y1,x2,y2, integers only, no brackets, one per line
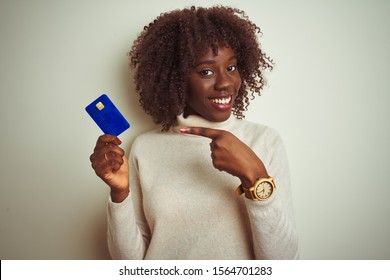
107,114,299,259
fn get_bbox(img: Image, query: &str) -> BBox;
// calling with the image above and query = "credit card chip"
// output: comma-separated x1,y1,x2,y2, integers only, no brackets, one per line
96,102,105,110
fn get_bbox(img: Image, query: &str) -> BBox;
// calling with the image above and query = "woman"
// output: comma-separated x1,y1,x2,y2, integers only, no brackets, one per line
90,6,299,259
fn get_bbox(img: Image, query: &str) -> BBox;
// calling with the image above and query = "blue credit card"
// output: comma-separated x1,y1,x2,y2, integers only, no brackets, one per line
85,94,130,136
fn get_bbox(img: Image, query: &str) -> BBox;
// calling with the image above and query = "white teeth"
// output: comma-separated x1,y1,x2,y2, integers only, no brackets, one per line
210,96,231,104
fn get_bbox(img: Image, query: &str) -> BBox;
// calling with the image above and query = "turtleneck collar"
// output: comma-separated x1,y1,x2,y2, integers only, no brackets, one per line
172,113,236,133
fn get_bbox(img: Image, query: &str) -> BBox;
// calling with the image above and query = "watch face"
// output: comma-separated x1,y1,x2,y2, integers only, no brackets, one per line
255,181,273,200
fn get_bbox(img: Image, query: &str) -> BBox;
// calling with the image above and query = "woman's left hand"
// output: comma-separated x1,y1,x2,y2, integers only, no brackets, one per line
180,127,269,188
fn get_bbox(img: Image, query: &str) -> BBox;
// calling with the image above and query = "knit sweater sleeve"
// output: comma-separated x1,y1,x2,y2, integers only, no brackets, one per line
106,138,150,259
244,129,299,259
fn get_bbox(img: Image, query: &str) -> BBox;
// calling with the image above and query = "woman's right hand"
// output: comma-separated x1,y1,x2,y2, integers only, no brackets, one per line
90,134,129,202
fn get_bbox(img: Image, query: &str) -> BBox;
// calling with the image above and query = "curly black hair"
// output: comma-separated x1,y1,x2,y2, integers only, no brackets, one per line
129,6,273,131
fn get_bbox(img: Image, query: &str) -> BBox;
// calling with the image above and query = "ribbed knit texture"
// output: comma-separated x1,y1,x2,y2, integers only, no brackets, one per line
107,114,299,259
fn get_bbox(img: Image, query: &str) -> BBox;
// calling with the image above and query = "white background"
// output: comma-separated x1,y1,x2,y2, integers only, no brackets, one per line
0,0,389,259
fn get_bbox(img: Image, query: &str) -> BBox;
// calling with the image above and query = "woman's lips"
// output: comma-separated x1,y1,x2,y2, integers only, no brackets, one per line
209,95,233,111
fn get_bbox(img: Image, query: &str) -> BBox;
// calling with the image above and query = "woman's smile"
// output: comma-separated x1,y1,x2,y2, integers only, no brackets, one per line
209,95,233,110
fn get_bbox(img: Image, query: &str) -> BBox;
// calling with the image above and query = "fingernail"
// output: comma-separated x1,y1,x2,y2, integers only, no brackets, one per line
117,139,122,145
180,128,190,133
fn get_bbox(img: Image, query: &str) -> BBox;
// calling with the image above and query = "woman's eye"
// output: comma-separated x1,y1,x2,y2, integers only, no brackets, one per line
199,69,213,76
227,65,237,72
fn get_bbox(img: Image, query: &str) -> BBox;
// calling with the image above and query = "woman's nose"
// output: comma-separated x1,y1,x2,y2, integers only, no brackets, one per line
214,71,234,91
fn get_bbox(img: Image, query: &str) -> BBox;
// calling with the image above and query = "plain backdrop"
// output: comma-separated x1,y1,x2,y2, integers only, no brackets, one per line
0,0,389,259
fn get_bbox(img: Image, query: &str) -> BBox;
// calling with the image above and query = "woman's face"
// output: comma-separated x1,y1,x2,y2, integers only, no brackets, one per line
184,46,242,122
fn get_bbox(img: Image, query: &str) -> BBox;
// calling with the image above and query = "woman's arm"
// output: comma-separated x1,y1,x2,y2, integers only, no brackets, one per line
180,127,299,259
244,139,299,259
90,135,149,259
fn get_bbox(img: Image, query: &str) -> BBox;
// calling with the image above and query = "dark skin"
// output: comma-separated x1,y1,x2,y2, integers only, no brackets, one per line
89,135,129,202
90,46,269,202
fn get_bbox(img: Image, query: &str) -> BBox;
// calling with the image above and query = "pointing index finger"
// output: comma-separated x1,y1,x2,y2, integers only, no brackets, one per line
180,127,221,139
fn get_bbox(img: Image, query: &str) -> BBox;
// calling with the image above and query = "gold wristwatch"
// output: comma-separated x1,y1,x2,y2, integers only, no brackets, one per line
236,177,276,201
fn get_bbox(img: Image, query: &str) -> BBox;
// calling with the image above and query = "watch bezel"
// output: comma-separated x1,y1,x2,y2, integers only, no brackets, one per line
248,177,275,201
235,177,276,201
253,180,274,200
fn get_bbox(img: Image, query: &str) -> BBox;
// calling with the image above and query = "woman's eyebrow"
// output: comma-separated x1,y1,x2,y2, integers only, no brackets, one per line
194,56,237,67
193,59,215,67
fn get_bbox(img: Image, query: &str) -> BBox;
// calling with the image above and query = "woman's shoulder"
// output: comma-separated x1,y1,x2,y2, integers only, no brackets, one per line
233,118,283,143
135,128,163,139
130,128,176,152
233,119,287,162
132,128,162,144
